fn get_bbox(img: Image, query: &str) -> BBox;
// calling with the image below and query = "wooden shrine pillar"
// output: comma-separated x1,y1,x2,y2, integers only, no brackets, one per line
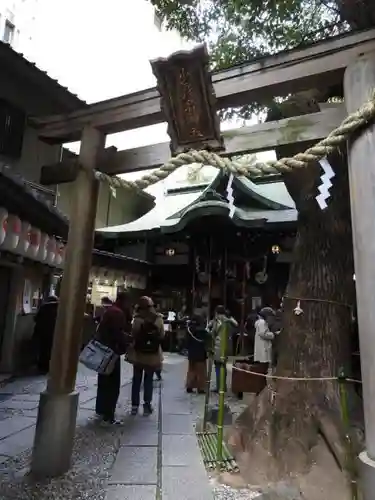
31,127,105,477
344,52,375,499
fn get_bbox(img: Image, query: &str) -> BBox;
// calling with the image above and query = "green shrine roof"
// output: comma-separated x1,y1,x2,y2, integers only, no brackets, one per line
97,171,297,237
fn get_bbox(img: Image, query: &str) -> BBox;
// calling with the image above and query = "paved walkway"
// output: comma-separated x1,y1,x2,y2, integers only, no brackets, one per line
0,354,213,500
107,355,212,500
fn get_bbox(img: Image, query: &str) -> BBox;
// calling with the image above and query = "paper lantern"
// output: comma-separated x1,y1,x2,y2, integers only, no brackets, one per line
47,236,57,266
0,207,8,246
26,227,41,259
55,241,65,267
15,221,31,256
37,233,49,262
2,214,21,250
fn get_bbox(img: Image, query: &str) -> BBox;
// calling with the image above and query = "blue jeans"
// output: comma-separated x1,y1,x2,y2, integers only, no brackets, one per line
214,361,227,391
131,364,154,407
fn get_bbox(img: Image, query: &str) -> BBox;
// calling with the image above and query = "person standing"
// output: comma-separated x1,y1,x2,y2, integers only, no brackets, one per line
253,307,275,368
185,313,209,394
33,295,59,374
128,296,164,416
95,291,132,425
94,296,113,324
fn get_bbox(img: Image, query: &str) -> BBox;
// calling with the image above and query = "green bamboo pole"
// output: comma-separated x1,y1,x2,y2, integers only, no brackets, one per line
338,368,359,500
216,320,229,468
207,433,217,461
203,354,214,430
203,236,214,431
205,436,214,462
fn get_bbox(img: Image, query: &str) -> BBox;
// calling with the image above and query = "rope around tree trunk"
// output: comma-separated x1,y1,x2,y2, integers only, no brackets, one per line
95,91,375,193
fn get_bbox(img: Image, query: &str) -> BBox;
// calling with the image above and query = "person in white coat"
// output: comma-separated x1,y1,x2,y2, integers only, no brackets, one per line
254,307,275,365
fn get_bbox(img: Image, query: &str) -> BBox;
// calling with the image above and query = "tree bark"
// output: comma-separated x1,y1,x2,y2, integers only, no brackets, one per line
228,93,361,481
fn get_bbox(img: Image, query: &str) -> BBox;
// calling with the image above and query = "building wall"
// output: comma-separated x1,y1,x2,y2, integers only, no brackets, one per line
0,257,49,373
57,181,144,230
0,0,39,54
14,126,61,184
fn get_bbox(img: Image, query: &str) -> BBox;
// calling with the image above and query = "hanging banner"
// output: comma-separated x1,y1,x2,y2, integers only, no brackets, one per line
0,207,8,246
23,279,32,314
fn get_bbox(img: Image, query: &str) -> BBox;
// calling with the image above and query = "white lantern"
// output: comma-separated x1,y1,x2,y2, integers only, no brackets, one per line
55,242,65,267
37,233,49,262
47,236,57,266
2,215,21,251
26,227,41,259
0,208,8,246
16,221,31,256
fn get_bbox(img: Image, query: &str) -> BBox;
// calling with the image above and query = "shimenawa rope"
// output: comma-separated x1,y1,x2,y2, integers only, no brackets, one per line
96,91,375,192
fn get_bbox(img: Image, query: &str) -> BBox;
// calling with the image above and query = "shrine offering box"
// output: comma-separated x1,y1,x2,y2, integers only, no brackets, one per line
231,359,268,396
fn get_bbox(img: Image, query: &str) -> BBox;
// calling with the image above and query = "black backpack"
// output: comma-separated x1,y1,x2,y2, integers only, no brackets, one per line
134,319,161,354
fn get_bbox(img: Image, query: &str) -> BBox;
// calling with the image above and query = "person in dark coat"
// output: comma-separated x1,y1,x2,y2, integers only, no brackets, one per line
185,313,209,394
94,296,113,324
95,291,132,425
33,295,59,374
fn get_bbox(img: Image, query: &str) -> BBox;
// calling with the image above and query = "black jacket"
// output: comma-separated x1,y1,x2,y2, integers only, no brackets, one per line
187,326,208,362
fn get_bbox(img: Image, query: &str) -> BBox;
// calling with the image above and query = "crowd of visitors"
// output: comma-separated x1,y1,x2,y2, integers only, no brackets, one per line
32,290,283,424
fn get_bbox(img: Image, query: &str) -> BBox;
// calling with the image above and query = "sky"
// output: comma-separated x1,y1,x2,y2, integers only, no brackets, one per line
26,0,195,152
22,0,275,189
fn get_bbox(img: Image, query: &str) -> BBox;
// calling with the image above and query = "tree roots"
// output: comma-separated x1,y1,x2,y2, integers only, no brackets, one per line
227,386,364,488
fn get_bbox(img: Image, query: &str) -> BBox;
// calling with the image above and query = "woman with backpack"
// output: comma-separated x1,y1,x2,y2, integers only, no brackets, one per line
128,296,164,416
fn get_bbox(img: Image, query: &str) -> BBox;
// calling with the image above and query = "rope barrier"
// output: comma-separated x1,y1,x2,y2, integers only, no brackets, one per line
284,295,353,309
94,90,375,192
230,363,362,384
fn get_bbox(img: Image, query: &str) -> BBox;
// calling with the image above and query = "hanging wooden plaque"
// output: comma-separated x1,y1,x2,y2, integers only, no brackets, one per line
151,44,224,155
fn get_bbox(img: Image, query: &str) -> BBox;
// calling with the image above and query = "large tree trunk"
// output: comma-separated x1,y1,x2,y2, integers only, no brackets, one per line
228,94,362,485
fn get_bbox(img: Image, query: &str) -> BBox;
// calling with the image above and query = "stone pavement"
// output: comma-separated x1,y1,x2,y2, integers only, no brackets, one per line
106,354,213,500
0,354,213,499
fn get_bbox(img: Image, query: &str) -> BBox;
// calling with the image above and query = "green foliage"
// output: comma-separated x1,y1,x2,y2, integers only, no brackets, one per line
151,1,348,117
151,0,346,68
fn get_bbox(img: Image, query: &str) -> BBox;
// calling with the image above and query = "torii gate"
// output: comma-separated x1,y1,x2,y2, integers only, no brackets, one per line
29,29,375,499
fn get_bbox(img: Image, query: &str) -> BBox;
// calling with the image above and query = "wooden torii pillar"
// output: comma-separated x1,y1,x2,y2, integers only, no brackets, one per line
30,129,154,477
31,127,106,476
344,52,375,499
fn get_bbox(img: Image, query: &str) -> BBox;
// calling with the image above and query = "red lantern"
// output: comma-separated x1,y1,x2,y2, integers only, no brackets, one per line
0,208,8,246
55,242,65,267
2,215,21,250
16,221,31,255
26,228,41,259
47,237,57,266
37,234,48,262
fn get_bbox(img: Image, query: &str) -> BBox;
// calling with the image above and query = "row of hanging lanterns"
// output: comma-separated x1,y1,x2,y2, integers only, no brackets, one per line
0,208,65,268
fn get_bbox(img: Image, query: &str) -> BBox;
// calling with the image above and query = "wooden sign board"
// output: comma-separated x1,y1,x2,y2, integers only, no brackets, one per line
151,44,224,155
